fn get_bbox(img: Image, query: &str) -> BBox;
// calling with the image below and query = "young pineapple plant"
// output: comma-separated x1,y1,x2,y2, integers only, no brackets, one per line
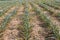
23,5,30,40
0,0,60,40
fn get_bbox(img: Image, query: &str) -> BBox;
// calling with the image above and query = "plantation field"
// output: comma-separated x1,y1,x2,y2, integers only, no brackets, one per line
0,0,60,40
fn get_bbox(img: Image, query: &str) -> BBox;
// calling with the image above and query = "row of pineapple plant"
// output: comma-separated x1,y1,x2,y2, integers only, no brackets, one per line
34,1,59,14
43,1,60,9
29,1,60,40
33,0,60,19
0,1,17,16
23,5,30,40
0,0,60,40
0,1,16,9
43,0,60,6
0,7,18,33
19,0,31,40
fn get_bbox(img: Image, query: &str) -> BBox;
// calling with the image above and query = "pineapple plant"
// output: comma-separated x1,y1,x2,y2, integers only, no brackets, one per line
0,0,60,40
